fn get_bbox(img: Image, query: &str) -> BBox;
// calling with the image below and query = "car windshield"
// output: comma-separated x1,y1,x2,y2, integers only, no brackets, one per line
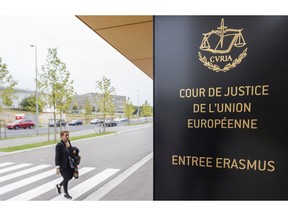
13,120,22,124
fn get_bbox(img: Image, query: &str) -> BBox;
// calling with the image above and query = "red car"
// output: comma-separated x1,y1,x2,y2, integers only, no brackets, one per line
6,119,35,130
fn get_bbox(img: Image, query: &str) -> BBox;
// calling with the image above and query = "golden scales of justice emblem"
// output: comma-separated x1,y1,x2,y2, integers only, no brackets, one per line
198,18,248,72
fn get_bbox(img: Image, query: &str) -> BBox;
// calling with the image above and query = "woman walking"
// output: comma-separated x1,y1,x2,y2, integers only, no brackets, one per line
55,130,74,199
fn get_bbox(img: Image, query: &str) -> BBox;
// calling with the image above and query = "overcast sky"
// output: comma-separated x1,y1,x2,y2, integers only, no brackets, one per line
0,0,283,108
0,16,153,106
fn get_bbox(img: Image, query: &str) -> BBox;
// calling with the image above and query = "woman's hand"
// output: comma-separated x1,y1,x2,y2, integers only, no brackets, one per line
56,168,60,175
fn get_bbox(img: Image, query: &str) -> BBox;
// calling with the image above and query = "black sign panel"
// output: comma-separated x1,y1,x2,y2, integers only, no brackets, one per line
154,16,288,200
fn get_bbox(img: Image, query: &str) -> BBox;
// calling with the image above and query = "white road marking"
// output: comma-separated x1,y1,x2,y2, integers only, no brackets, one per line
0,168,55,196
0,164,51,183
51,168,120,201
85,152,153,200
8,167,95,201
0,163,32,175
0,162,15,168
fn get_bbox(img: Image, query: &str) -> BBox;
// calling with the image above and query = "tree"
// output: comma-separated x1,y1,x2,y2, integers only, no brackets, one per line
38,48,75,140
95,76,116,132
19,95,44,112
110,105,116,121
124,97,135,124
141,100,153,122
133,105,141,115
84,98,92,123
72,102,78,113
0,58,18,110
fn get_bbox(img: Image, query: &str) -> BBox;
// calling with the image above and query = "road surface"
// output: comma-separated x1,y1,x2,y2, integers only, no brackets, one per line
0,124,153,201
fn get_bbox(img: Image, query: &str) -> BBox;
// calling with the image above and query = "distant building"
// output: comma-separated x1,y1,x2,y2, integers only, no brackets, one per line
70,92,126,114
0,87,34,109
0,87,127,115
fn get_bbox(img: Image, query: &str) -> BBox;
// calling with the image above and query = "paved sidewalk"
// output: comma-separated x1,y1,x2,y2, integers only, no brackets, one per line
86,155,153,201
100,158,153,200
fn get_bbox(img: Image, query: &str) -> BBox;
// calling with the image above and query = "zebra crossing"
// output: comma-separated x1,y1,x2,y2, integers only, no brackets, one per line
0,162,120,201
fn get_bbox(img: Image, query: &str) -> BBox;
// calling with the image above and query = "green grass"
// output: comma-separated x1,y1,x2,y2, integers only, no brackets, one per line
0,132,115,153
125,121,152,126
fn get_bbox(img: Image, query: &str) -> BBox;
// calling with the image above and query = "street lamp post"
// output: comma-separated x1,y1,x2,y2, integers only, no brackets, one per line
30,45,39,135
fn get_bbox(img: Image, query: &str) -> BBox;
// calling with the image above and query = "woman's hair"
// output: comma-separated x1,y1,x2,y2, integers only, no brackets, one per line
60,130,69,137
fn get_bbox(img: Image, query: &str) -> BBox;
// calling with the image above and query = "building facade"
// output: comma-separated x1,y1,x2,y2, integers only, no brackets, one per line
0,87,34,109
70,92,126,114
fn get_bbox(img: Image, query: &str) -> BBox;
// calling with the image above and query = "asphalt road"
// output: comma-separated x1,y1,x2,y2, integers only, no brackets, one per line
3,124,97,137
1,117,152,138
0,124,153,201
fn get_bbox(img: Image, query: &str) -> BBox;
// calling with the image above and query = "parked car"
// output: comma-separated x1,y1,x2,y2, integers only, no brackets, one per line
90,118,103,125
104,120,117,127
6,119,35,130
120,117,128,122
48,120,67,127
68,119,83,126
113,118,121,123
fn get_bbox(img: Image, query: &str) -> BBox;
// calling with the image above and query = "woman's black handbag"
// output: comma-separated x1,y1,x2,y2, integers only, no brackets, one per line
68,156,75,169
